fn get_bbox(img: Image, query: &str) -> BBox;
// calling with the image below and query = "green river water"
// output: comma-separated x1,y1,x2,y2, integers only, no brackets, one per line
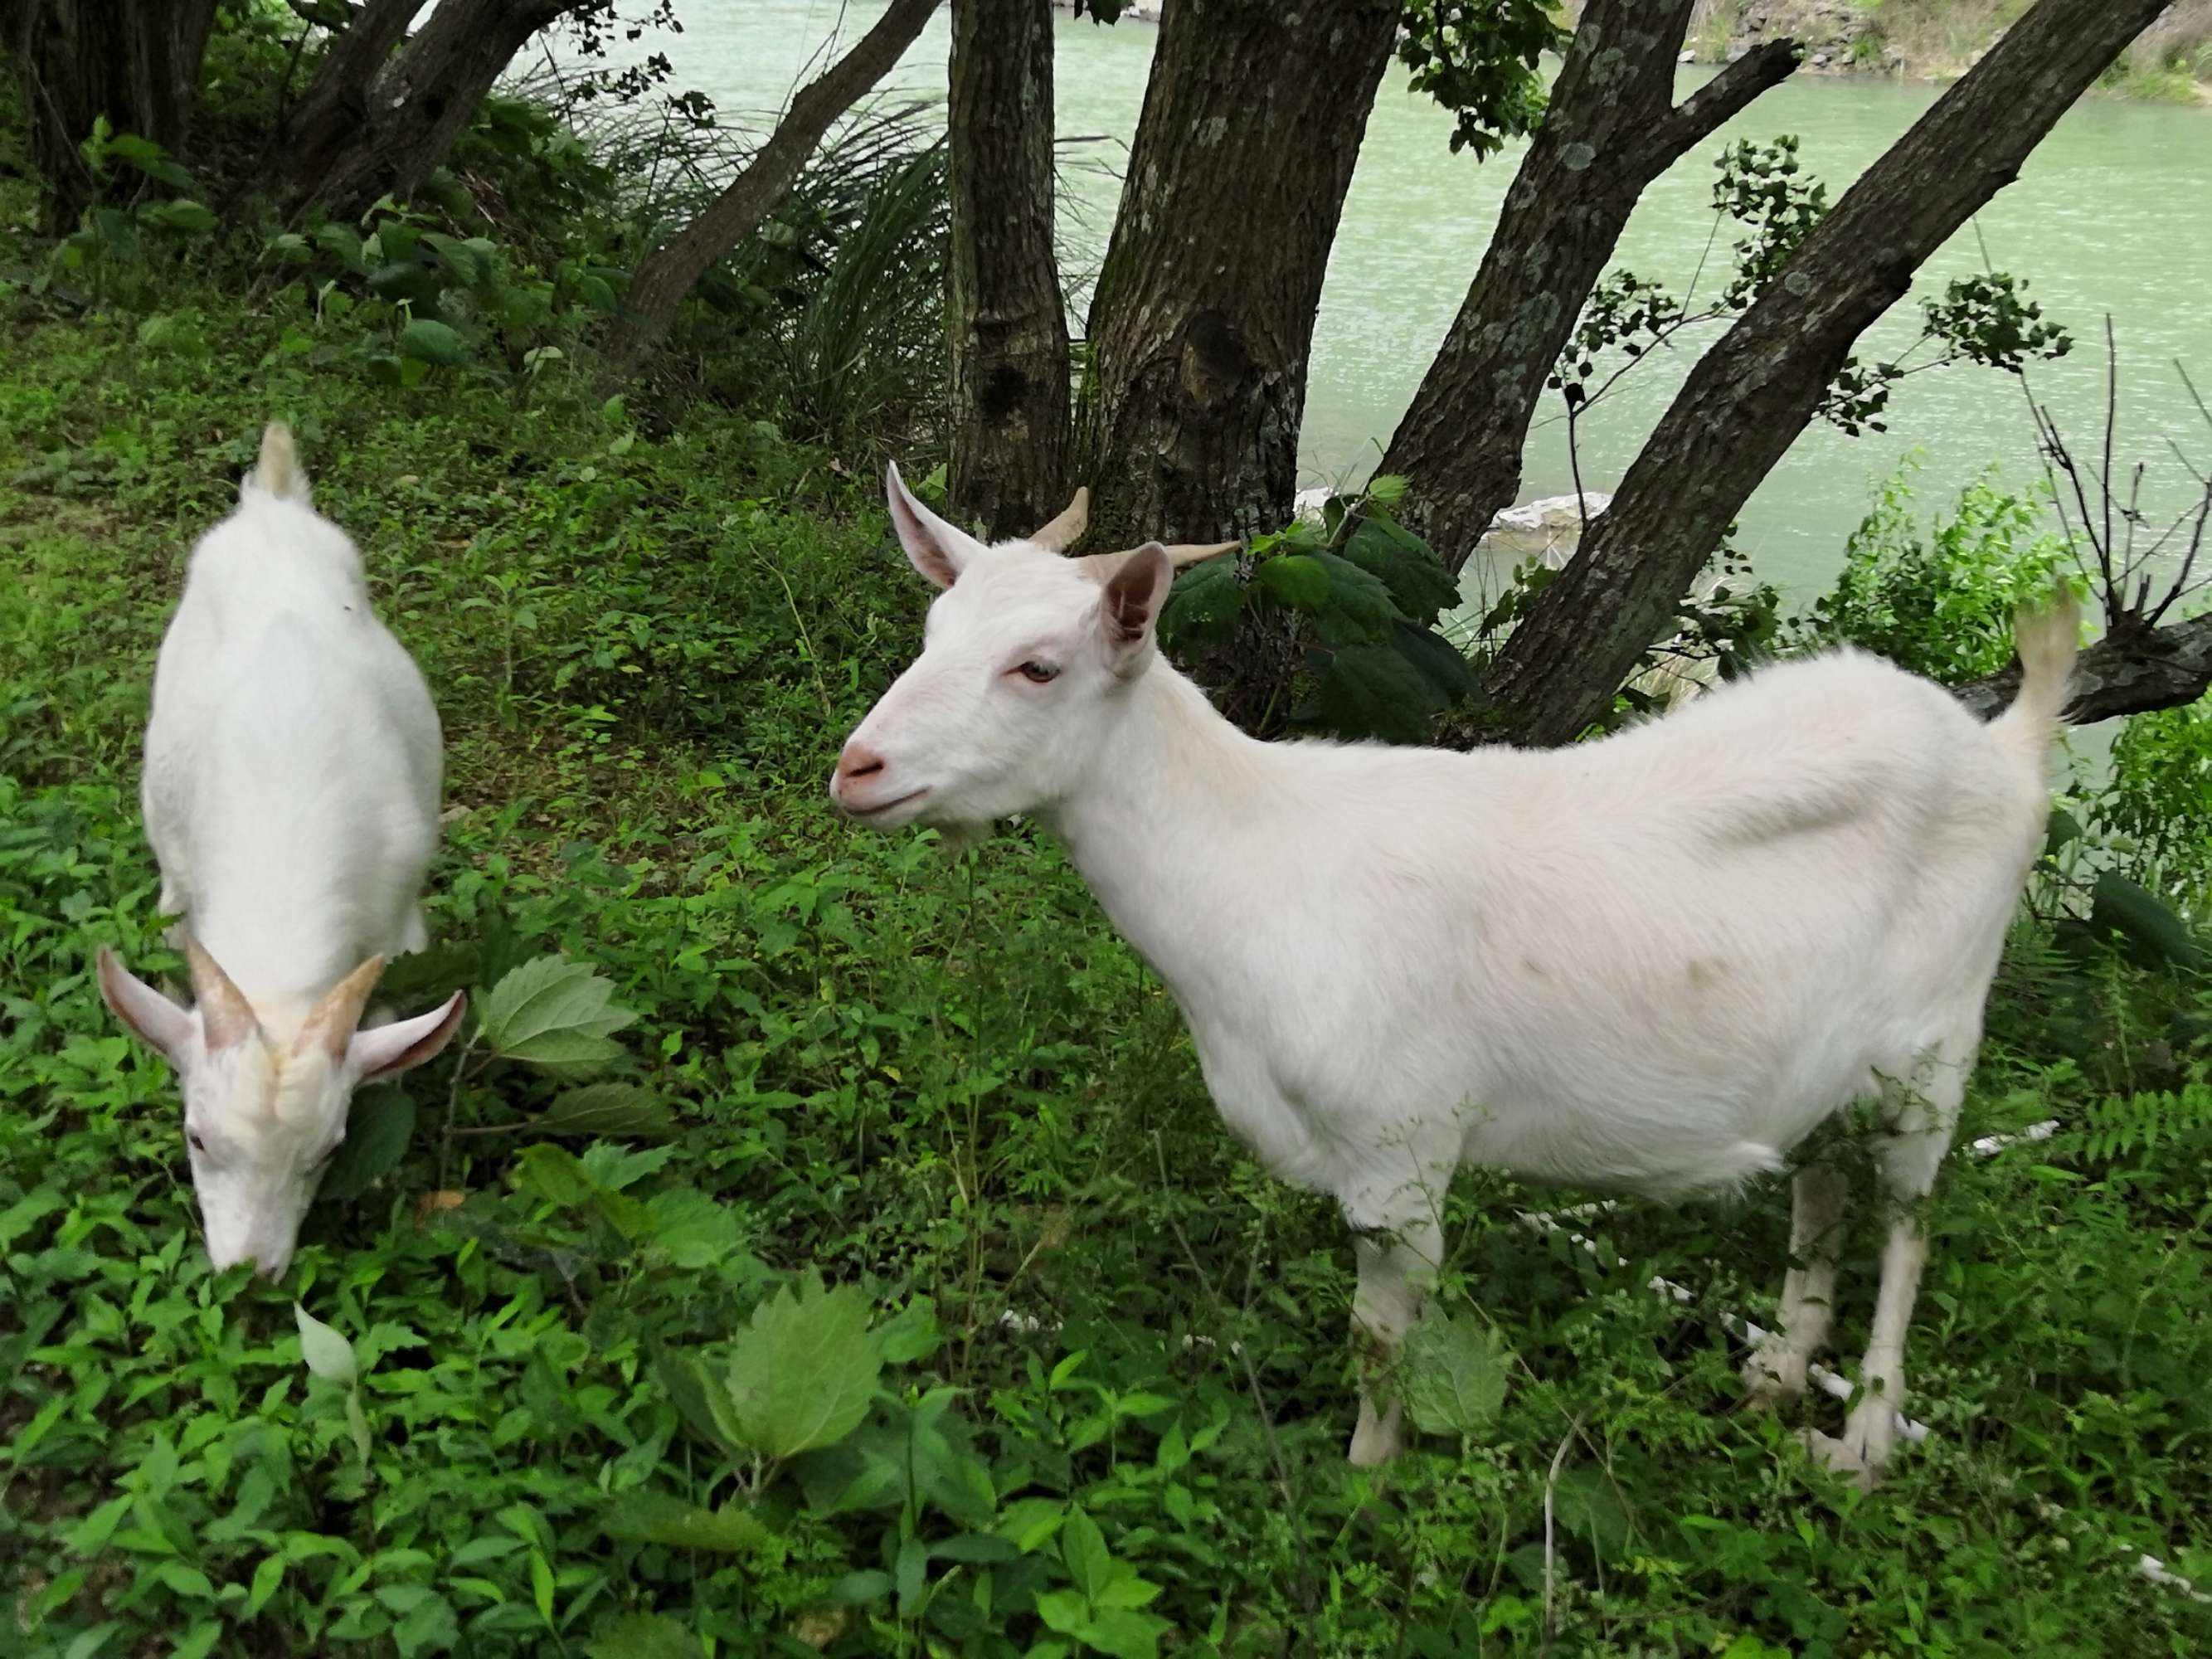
578,4,2212,599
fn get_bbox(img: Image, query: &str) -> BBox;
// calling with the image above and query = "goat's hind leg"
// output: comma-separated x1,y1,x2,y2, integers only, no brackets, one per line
1342,1163,1449,1467
1806,1044,1968,1486
1743,1160,1850,1407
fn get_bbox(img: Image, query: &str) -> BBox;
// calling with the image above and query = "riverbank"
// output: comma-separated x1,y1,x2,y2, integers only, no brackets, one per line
1687,0,2212,99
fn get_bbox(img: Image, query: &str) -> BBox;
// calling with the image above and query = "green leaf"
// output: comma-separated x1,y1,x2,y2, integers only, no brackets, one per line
722,1273,884,1458
533,1082,678,1141
1306,642,1446,744
513,1141,597,1207
1388,619,1477,701
2089,871,2207,969
294,1303,359,1386
1551,1467,1636,1557
1402,1311,1511,1439
317,1091,416,1203
1033,1588,1091,1636
479,955,637,1075
1061,1509,1114,1602
654,1348,741,1454
1075,1608,1172,1659
600,1491,773,1554
1255,552,1331,611
142,198,217,235
313,221,366,273
586,1613,703,1659
391,1591,459,1658
1305,549,1402,642
397,318,471,367
1343,516,1461,626
422,231,497,289
877,1295,943,1364
1159,557,1244,654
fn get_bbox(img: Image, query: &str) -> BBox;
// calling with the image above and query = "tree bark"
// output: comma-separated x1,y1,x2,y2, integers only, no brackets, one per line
599,0,941,382
1383,2,1800,571
3,0,219,231
271,0,431,204
1957,611,2212,726
946,0,1069,540
1073,0,1401,545
276,0,591,221
1478,0,2176,748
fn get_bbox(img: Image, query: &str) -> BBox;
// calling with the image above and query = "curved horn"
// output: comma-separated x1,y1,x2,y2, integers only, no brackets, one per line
182,936,262,1051
299,955,386,1061
1031,486,1091,552
1162,539,1242,569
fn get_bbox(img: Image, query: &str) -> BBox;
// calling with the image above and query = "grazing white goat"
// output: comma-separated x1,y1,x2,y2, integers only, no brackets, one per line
98,425,464,1278
834,463,2078,1482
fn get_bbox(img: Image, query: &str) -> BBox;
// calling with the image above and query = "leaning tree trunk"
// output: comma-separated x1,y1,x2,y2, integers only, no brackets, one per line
1478,0,2176,747
1382,0,1801,571
277,0,592,220
1957,609,2212,726
268,0,431,207
946,0,1069,540
1073,0,1401,546
3,0,218,231
600,0,941,382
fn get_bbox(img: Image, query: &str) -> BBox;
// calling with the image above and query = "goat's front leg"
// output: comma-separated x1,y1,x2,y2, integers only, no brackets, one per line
1346,1211,1444,1467
1744,1161,1850,1405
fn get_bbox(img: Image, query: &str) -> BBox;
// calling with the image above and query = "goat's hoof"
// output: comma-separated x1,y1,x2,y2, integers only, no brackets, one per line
1800,1427,1882,1491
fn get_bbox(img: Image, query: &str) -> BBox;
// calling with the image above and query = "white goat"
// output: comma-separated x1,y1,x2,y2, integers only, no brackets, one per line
834,463,2078,1482
99,425,464,1278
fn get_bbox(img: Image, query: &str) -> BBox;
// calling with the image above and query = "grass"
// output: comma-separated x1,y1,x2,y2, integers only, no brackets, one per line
3,253,2212,1658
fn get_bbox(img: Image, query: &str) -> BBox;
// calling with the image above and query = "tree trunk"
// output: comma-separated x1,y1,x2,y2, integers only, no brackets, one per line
277,0,586,221
1382,3,1801,571
271,0,430,204
600,0,942,382
1478,0,2176,748
1957,611,2212,726
946,0,1069,540
4,0,218,231
1073,0,1401,546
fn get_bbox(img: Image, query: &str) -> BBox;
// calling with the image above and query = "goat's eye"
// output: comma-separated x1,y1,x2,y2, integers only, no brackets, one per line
187,1130,207,1154
1014,660,1059,684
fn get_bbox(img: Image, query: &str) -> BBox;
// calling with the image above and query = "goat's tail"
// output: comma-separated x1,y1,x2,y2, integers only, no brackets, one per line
246,421,311,505
1992,586,2081,756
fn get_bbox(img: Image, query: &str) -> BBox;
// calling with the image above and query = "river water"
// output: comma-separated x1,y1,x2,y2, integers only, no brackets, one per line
576,4,2212,598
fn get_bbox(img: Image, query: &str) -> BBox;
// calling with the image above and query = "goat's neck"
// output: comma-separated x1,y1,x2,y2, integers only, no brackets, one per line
1042,664,1288,996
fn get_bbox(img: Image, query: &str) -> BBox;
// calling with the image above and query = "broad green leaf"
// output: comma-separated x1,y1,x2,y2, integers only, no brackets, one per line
1062,1508,1115,1603
317,1092,416,1204
398,317,471,367
1159,557,1244,654
1551,1467,1636,1557
143,198,218,235
534,1082,678,1141
877,1295,943,1365
391,1591,459,1657
294,1303,359,1386
1305,549,1403,643
1402,1311,1511,1439
1344,516,1461,625
1033,1588,1091,1636
654,1348,741,1453
479,955,637,1074
600,1491,773,1554
722,1273,883,1458
1076,1608,1172,1659
2090,870,2208,970
1389,619,1477,700
586,1613,703,1659
1255,552,1330,611
423,231,496,289
513,1142,597,1208
313,221,365,272
1306,642,1446,744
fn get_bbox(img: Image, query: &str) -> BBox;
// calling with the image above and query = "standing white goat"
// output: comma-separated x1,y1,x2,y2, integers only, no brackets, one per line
834,463,2078,1483
98,425,464,1278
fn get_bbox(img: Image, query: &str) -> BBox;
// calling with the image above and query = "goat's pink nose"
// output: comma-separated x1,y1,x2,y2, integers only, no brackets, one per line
835,742,886,789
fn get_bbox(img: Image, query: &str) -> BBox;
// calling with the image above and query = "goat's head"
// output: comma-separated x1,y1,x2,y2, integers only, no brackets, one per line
97,941,464,1277
832,463,1237,832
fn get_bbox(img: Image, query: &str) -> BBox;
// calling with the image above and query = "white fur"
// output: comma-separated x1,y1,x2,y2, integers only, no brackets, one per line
100,425,463,1278
839,464,2077,1477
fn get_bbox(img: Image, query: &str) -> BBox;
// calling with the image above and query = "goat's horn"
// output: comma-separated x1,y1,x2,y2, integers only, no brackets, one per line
299,955,386,1061
1032,486,1090,552
182,935,262,1051
1162,539,1242,569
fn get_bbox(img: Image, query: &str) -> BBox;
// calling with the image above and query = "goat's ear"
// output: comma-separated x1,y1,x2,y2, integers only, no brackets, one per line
98,947,197,1064
1097,543,1174,678
248,421,310,504
349,991,467,1085
887,461,985,589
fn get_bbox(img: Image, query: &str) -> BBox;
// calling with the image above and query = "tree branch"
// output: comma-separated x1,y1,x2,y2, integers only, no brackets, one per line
1956,610,2212,724
1381,0,1796,571
1475,0,2176,747
599,0,941,382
